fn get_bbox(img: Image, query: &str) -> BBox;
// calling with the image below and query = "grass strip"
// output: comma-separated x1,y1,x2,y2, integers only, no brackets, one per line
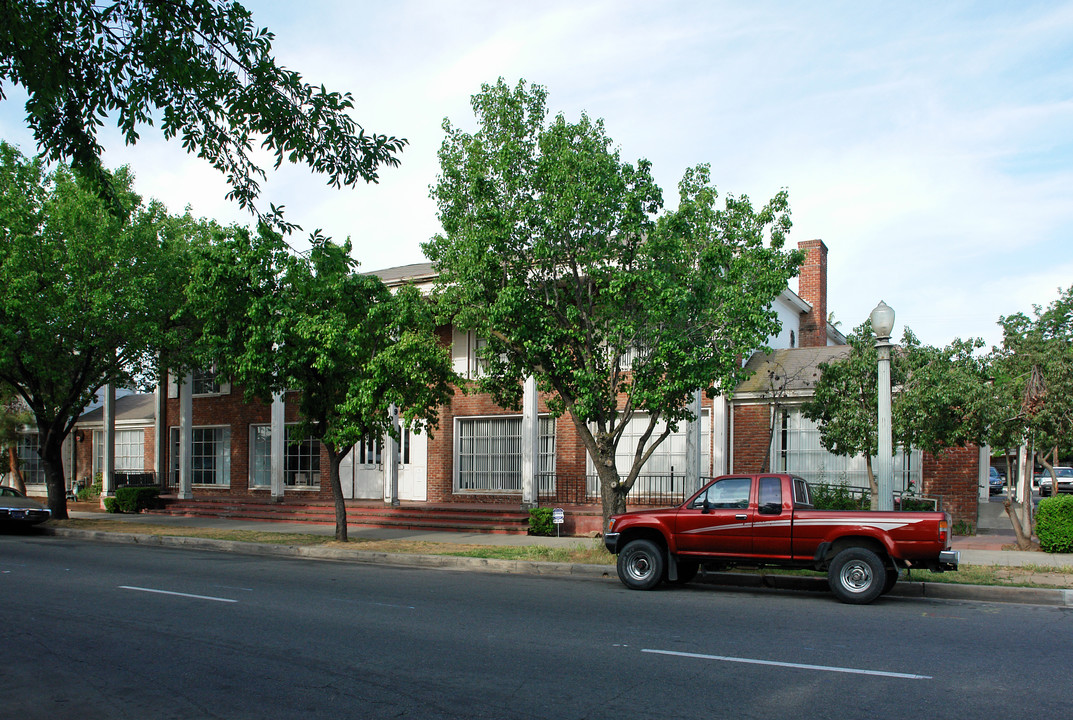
50,519,1072,588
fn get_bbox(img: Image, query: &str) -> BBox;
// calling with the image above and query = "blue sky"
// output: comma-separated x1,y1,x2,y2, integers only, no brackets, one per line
1,0,1070,347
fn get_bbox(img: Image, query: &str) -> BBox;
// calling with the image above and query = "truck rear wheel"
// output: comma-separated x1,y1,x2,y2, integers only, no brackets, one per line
617,539,665,590
828,547,886,604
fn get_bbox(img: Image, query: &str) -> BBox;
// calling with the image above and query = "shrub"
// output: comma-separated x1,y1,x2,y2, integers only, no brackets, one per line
114,486,161,514
811,482,869,510
103,497,120,513
77,475,103,502
952,520,975,536
1036,495,1073,553
528,507,554,536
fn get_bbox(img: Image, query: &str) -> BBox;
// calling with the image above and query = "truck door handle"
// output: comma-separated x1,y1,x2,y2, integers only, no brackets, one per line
735,514,747,520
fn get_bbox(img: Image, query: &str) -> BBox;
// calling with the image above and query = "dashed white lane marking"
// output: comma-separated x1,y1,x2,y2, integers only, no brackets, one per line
119,585,238,603
642,648,931,679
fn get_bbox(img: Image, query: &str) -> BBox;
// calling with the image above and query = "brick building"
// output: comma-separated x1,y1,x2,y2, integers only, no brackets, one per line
154,238,982,527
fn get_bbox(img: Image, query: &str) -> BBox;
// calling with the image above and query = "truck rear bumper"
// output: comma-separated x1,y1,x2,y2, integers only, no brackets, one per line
938,550,959,571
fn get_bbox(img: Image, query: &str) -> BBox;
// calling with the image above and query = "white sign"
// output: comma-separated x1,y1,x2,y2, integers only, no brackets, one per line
552,508,565,524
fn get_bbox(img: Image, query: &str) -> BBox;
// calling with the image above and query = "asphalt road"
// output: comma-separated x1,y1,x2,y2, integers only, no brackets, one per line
4,531,1071,720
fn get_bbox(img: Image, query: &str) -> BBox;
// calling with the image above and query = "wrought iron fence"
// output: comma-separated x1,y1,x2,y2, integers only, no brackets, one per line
535,472,709,506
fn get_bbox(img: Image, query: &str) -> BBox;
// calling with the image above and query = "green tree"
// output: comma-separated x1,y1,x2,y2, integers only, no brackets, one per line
803,322,992,509
991,288,1073,547
0,0,404,217
424,79,801,526
188,230,455,541
0,142,194,518
0,383,33,492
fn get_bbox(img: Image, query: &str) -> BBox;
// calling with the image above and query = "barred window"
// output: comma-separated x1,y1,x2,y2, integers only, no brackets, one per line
456,416,555,492
776,408,920,493
613,411,710,477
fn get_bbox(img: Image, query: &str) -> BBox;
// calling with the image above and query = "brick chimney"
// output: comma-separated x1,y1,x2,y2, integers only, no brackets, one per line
797,239,828,347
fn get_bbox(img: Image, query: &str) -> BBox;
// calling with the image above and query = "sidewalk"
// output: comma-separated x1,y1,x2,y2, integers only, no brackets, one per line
50,507,1073,606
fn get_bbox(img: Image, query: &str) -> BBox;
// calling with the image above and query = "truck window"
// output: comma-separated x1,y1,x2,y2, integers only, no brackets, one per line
793,477,813,508
758,477,782,515
692,477,751,509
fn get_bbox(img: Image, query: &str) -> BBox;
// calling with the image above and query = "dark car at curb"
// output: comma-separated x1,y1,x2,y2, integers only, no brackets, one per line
989,467,1005,495
0,486,52,526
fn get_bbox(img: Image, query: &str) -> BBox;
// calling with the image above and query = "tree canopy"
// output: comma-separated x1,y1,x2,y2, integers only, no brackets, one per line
0,141,200,516
803,321,992,509
424,79,801,523
0,0,404,218
990,287,1073,546
187,229,456,540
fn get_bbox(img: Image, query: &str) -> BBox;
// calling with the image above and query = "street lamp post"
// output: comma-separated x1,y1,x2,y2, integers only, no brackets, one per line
871,301,895,511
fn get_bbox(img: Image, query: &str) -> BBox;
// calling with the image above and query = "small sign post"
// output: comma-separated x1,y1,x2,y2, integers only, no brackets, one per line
552,507,565,537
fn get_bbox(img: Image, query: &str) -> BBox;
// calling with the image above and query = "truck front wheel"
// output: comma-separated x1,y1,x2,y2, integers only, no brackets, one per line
617,539,665,590
828,547,886,604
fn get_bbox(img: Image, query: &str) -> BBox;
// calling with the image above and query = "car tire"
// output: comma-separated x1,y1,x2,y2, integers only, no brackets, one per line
882,565,900,595
667,560,700,585
617,539,665,590
828,547,886,604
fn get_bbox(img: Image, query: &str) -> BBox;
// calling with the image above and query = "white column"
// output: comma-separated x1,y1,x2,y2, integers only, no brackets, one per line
711,395,729,477
685,390,702,492
384,405,400,507
978,445,991,502
876,342,894,511
521,375,539,509
154,369,166,486
100,384,116,508
178,372,193,500
1016,443,1029,500
270,392,285,500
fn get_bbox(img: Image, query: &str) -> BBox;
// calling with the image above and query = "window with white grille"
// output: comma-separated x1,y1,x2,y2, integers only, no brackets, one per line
612,411,710,477
169,426,231,485
775,407,921,492
249,425,321,487
455,416,555,492
16,432,45,485
94,429,145,474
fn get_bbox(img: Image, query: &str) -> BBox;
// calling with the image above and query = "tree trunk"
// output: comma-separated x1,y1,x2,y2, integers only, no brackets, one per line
1004,450,1038,550
864,454,879,511
40,437,69,520
596,461,627,534
8,447,26,494
325,443,348,542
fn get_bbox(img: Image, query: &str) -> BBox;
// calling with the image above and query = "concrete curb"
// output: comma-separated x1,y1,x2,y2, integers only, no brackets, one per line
43,527,1073,607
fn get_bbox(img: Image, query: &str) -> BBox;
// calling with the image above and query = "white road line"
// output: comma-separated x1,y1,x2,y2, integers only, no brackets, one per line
119,585,238,603
642,649,931,680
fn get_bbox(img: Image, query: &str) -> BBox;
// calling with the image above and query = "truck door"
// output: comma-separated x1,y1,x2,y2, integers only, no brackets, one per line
752,476,793,559
674,476,754,557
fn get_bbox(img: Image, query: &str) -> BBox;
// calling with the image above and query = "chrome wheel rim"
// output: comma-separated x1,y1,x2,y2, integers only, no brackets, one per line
840,560,873,593
626,553,654,582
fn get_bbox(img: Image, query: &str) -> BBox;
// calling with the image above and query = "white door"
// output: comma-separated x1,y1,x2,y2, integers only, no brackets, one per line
338,448,355,499
353,437,383,499
398,427,427,502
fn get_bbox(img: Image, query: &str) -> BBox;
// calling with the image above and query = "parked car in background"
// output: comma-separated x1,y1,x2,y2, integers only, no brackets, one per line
989,467,1005,495
0,486,52,526
1038,467,1073,497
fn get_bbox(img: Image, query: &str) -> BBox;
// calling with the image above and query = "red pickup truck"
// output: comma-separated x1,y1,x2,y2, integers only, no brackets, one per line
603,473,959,603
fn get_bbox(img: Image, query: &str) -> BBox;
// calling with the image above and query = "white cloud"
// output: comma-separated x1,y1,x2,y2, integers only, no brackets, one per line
2,0,1071,347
